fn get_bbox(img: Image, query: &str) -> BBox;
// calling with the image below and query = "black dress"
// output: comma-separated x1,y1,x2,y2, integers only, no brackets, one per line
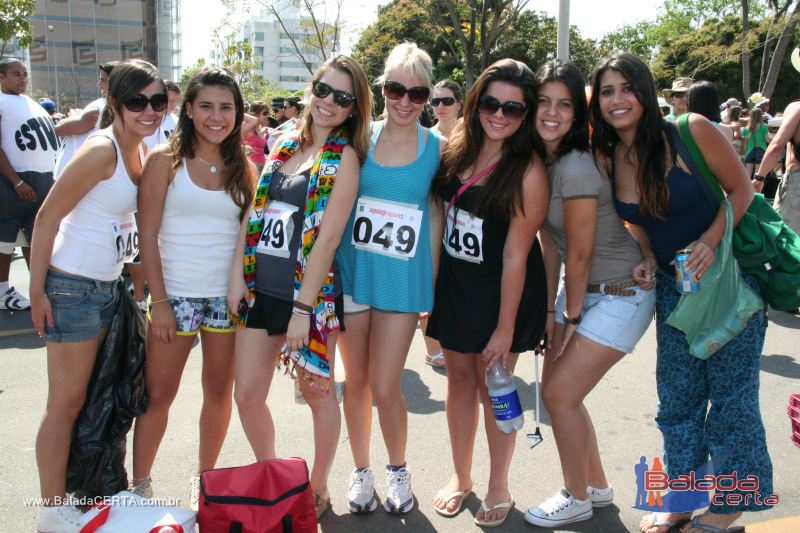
426,177,547,354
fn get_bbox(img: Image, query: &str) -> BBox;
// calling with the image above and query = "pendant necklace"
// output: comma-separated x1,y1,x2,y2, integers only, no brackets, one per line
195,155,219,173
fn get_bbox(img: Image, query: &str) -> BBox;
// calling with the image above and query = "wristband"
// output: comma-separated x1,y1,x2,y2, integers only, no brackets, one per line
293,300,313,312
546,310,555,313
14,180,24,189
753,174,766,182
151,297,169,305
292,307,311,317
562,311,582,325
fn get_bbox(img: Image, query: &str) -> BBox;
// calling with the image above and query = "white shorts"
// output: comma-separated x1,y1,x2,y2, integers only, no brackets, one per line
0,229,28,254
342,294,370,314
554,283,655,353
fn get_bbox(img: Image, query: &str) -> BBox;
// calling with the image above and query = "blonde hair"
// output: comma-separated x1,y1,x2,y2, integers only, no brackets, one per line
378,42,434,90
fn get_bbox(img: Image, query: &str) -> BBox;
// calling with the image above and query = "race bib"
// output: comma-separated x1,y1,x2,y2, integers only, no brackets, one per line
110,219,138,263
444,204,484,264
351,197,422,259
256,201,298,258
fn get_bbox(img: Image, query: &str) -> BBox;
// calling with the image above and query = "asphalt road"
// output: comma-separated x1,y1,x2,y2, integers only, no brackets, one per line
1,256,799,532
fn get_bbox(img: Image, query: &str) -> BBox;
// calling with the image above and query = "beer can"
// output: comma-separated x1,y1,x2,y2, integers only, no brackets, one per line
675,248,700,293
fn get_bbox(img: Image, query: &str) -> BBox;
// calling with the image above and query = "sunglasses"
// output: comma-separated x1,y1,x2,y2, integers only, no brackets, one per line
383,80,430,105
431,97,457,107
311,80,355,107
123,92,168,113
672,92,687,98
477,95,527,120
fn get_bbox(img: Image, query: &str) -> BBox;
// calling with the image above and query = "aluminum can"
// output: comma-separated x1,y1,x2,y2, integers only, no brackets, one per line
675,248,700,293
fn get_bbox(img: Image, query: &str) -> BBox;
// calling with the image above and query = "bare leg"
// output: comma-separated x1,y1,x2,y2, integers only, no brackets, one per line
419,315,443,363
233,327,283,460
338,311,372,468
197,329,235,472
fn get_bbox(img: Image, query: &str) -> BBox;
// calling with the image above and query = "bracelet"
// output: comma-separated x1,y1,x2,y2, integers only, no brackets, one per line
562,311,582,325
546,310,555,313
14,180,24,189
150,297,169,305
293,300,313,312
292,307,311,317
753,174,766,182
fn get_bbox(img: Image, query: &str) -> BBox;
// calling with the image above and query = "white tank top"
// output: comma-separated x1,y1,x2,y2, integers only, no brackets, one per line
51,128,140,281
159,160,241,297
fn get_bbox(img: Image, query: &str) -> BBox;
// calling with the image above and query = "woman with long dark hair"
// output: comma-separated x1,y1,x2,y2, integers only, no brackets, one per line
29,59,166,532
525,60,656,528
130,67,256,510
590,53,771,533
426,58,549,528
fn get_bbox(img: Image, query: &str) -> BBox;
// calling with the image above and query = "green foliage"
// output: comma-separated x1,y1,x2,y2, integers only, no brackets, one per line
0,0,35,57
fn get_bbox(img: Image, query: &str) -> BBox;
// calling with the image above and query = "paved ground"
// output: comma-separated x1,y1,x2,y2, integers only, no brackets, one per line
1,254,799,532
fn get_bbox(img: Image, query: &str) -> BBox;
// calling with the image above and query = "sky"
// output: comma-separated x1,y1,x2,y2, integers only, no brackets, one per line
181,0,665,71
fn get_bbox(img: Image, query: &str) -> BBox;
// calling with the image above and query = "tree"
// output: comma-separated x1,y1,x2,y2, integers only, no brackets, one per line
0,0,35,58
180,58,207,89
598,21,656,61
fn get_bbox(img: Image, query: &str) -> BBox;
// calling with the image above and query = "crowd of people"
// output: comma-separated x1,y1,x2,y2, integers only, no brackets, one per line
1,39,797,533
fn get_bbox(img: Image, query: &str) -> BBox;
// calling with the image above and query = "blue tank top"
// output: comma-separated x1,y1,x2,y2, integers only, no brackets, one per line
336,122,440,312
612,152,717,271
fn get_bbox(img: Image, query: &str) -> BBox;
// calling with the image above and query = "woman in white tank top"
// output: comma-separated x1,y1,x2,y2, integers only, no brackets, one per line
130,68,256,510
28,60,166,532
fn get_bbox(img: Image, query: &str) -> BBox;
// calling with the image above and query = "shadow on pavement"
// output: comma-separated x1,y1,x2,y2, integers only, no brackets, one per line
402,369,445,414
319,498,438,532
761,353,800,379
0,331,44,350
769,310,800,329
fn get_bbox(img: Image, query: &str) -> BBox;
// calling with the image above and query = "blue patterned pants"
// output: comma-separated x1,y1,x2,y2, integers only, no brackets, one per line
654,269,773,514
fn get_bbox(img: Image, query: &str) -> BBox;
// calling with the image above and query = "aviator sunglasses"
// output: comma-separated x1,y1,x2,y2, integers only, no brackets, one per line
383,80,431,105
477,95,527,120
431,96,457,107
123,92,168,113
311,80,355,107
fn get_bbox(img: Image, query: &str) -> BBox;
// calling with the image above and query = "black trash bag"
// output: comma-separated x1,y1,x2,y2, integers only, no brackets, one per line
66,281,148,499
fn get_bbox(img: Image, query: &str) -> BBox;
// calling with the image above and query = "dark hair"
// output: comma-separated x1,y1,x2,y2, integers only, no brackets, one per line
0,57,24,75
589,53,670,219
100,59,165,129
688,81,722,123
169,67,254,220
250,101,267,115
99,61,119,75
285,96,303,112
435,79,464,102
435,58,544,221
748,107,763,130
730,106,742,122
165,80,180,93
534,60,589,162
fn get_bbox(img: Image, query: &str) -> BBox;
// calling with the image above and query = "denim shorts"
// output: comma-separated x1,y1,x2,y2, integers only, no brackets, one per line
147,295,235,335
44,269,120,343
554,282,655,353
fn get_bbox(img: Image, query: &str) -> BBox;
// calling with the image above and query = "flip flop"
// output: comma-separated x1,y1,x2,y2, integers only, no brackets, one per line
683,515,745,533
640,512,692,532
425,352,446,368
474,496,515,528
433,487,473,517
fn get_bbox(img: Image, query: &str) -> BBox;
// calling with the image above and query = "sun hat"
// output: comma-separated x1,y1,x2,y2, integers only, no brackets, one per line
748,92,770,108
725,97,742,107
663,77,694,100
792,47,800,73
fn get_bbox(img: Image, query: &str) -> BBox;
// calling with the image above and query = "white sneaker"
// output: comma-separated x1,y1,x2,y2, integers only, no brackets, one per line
37,505,83,533
189,475,201,512
0,286,30,310
384,466,414,514
129,476,154,499
525,488,593,527
588,484,614,507
347,467,377,513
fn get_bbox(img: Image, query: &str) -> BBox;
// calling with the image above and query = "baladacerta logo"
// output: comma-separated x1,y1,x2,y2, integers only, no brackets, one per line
633,456,779,512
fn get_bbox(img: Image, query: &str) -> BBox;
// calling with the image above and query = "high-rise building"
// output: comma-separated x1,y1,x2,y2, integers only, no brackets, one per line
27,0,181,111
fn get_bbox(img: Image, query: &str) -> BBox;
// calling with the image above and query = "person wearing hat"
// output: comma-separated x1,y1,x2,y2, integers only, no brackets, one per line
270,96,285,126
38,98,58,123
748,92,773,121
753,46,800,245
662,77,693,121
721,97,741,123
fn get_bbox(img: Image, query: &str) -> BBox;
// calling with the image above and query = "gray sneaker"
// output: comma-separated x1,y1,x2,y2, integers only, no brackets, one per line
129,476,153,499
189,475,201,512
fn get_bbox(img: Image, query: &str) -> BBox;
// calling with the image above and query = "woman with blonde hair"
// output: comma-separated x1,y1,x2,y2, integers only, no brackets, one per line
336,42,445,515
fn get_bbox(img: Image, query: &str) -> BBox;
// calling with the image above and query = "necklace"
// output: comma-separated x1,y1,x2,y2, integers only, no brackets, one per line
195,155,220,173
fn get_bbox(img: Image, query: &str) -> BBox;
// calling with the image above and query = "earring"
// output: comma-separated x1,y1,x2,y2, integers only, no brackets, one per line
187,114,193,119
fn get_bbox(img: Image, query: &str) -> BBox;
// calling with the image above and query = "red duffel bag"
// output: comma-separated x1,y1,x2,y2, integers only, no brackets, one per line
198,457,316,533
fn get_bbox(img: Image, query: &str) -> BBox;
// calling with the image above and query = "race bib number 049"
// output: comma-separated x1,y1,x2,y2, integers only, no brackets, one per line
111,220,138,263
444,204,484,264
257,201,298,258
351,197,422,259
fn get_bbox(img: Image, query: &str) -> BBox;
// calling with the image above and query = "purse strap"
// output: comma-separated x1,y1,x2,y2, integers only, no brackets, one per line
674,113,725,204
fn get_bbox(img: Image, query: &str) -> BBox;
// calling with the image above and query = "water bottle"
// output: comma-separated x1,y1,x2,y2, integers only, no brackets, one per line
486,361,524,433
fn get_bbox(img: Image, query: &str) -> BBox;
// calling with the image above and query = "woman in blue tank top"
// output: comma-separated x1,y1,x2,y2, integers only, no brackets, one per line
335,43,445,516
590,54,772,533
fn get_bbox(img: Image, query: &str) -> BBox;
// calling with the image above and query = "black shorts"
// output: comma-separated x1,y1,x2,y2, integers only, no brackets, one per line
245,291,345,336
0,170,54,243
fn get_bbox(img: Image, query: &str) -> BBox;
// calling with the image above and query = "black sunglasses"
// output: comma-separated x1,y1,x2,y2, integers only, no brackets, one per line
383,80,430,105
672,92,687,98
311,80,355,107
431,97,457,107
123,92,168,113
478,95,527,120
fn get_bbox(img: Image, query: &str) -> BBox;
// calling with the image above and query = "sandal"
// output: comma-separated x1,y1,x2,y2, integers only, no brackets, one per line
314,491,330,519
425,352,446,368
682,515,745,533
433,487,473,517
641,512,692,533
474,496,514,528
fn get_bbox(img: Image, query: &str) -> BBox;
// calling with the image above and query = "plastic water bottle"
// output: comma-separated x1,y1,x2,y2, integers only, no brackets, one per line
486,361,524,434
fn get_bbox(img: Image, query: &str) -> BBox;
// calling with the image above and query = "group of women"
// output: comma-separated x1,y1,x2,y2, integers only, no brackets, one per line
30,44,772,533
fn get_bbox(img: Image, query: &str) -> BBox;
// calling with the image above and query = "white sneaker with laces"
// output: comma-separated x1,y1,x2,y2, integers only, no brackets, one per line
588,484,614,507
0,286,30,310
347,467,377,513
129,476,154,499
36,505,83,533
383,466,414,514
525,488,593,527
189,475,201,512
